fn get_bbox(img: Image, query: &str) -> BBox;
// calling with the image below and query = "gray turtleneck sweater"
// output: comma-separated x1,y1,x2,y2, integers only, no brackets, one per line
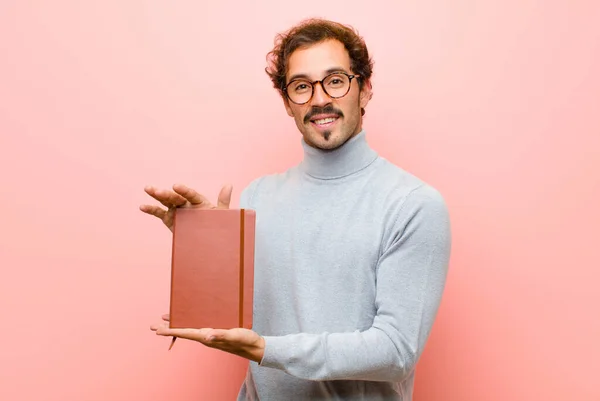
237,130,451,400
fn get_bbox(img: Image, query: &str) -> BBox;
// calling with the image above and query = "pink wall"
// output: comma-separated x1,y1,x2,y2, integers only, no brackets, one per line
1,1,598,400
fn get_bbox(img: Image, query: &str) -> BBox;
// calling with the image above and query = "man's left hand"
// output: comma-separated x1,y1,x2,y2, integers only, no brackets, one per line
150,314,265,363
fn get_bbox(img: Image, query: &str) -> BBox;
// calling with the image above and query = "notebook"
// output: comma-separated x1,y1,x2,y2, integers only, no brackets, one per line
169,208,256,330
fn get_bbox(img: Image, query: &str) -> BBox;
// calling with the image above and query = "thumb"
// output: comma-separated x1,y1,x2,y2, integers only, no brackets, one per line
217,184,233,209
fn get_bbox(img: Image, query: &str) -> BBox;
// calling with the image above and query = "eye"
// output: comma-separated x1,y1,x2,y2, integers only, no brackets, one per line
325,74,348,88
291,82,311,94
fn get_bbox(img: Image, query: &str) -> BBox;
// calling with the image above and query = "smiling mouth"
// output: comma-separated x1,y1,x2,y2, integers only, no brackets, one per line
313,117,338,125
304,105,343,125
310,116,339,132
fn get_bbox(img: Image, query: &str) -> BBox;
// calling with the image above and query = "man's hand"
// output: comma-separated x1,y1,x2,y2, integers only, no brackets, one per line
139,183,233,232
150,314,265,363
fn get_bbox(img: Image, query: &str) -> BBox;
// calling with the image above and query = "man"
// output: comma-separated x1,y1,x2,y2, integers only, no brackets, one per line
143,18,451,400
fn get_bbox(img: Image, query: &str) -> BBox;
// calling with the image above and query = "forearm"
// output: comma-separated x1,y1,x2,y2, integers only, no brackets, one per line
259,323,415,382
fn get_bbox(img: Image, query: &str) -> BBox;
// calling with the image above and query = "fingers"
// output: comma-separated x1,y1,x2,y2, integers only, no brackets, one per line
150,321,167,332
172,184,211,207
144,184,233,211
139,204,168,219
153,326,214,343
144,185,188,209
217,184,233,209
162,208,175,230
169,328,213,342
149,321,214,342
139,204,175,231
150,318,174,335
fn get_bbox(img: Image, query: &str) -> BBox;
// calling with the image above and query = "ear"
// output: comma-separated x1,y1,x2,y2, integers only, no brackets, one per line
359,79,373,110
282,95,294,117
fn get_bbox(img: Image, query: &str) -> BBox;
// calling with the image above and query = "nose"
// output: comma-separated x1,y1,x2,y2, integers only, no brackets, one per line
310,81,331,106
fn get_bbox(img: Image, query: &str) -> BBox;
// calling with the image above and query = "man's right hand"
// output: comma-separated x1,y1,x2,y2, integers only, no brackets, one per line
139,183,233,232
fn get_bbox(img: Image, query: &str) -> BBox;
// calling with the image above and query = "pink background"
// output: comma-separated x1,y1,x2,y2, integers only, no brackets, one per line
1,1,598,400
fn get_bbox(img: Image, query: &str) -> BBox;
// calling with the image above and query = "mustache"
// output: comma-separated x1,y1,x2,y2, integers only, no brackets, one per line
304,105,343,124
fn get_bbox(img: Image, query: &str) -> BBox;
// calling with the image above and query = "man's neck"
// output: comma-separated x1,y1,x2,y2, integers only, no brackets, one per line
299,129,378,179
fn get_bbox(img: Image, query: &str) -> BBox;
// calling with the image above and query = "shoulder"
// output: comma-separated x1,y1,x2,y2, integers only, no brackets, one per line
372,158,451,240
371,158,448,210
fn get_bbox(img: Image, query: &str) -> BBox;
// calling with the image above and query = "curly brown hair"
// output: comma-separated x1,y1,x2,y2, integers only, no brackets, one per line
265,18,374,98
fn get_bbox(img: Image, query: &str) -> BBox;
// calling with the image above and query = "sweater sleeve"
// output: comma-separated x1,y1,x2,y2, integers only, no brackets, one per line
257,184,452,382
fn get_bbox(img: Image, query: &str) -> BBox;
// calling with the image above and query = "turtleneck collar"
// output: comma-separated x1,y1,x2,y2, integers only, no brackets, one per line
299,130,379,180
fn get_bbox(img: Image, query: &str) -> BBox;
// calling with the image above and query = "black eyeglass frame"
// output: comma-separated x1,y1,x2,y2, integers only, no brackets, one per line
282,72,361,105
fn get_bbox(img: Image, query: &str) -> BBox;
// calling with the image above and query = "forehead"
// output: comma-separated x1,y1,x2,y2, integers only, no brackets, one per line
286,39,351,81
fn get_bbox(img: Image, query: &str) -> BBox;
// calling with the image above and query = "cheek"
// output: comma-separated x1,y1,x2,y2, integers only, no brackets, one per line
293,107,309,122
340,97,361,118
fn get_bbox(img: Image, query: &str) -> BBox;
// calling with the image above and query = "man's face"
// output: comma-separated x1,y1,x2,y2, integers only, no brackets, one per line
283,39,372,150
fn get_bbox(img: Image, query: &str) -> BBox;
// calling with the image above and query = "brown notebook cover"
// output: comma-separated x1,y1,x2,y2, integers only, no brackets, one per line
169,208,255,330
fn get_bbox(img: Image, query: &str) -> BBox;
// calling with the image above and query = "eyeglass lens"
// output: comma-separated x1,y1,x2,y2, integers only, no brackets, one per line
287,73,351,104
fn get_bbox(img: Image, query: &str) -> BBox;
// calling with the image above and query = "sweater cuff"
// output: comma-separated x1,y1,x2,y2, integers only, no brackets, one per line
258,335,290,370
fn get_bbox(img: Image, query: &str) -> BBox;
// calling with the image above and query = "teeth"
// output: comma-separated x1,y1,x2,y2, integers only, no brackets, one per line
314,117,336,125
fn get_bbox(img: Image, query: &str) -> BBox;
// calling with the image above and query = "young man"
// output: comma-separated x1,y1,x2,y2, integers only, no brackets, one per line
144,18,451,400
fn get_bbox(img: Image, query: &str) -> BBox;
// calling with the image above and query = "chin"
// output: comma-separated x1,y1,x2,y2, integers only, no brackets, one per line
306,130,348,150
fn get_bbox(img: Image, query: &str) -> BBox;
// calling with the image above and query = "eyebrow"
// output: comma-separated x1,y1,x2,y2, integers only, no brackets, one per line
287,67,350,83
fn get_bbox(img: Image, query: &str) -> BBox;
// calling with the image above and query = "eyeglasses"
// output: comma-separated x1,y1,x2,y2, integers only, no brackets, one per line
283,72,360,105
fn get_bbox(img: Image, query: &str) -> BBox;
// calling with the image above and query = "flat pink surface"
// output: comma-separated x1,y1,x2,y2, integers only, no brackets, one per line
1,1,598,400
